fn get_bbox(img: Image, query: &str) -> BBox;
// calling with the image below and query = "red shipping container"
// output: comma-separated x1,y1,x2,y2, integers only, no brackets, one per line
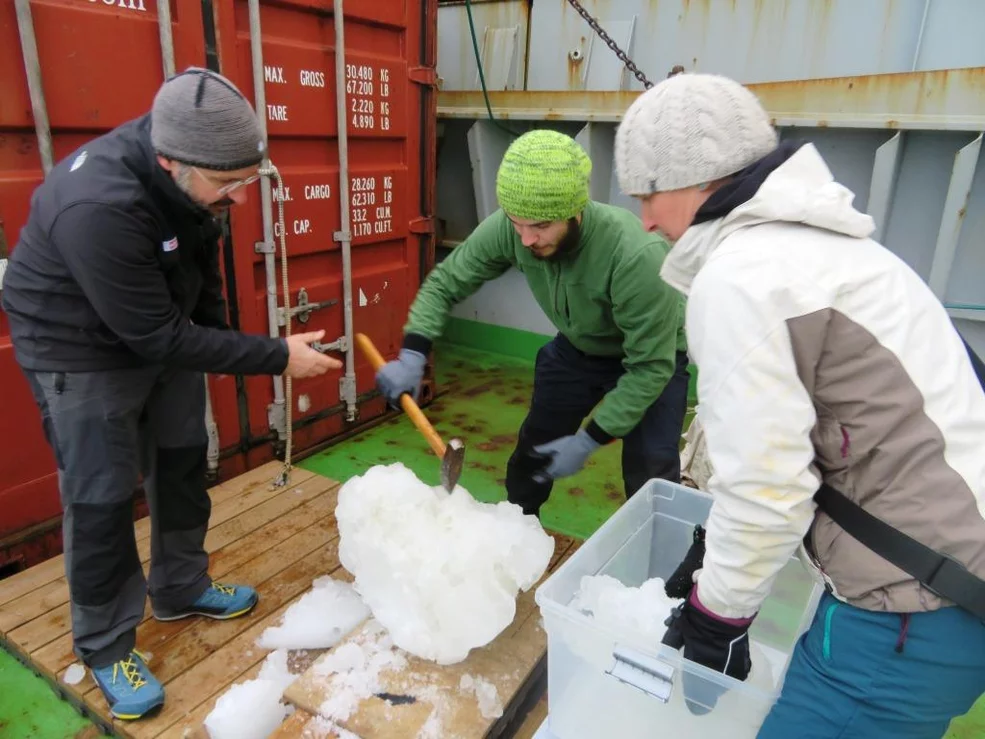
0,0,437,575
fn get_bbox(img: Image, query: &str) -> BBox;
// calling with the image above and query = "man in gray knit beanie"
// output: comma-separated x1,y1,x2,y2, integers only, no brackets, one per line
1,66,338,720
151,67,268,215
152,67,266,171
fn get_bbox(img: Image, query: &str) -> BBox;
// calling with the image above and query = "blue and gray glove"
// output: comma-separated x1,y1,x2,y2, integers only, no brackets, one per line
530,428,601,482
375,348,427,406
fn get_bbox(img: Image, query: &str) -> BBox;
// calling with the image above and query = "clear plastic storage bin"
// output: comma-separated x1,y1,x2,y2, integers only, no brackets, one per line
535,479,823,739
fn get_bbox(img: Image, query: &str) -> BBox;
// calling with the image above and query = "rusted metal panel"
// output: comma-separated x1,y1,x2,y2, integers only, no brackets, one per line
0,0,438,570
437,0,529,92
212,0,437,472
521,0,985,90
0,0,207,553
437,68,985,131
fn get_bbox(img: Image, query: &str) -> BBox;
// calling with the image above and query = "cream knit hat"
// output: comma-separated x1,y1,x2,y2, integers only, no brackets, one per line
614,73,778,194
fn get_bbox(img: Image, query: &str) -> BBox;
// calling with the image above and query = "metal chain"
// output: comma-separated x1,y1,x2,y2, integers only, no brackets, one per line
565,0,654,89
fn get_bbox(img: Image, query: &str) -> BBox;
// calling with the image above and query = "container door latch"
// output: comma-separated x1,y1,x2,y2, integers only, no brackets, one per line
606,645,675,703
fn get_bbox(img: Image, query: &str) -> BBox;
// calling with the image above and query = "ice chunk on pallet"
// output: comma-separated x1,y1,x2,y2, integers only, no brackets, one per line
336,462,555,665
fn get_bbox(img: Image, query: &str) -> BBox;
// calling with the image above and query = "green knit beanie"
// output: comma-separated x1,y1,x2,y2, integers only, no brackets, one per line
495,130,592,222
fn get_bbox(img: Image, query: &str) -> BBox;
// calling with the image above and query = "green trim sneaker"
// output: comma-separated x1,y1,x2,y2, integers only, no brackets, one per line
91,650,164,720
153,582,259,622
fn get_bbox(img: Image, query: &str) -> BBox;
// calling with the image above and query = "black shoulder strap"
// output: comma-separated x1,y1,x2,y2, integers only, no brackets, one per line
813,484,985,620
812,326,985,620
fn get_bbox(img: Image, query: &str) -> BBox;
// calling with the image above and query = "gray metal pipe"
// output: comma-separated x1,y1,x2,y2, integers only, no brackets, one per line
14,0,54,175
334,0,358,422
203,375,221,478
247,0,287,439
911,0,932,72
157,0,176,79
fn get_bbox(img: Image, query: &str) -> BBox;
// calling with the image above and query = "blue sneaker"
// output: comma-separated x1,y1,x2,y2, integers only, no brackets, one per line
91,650,164,720
153,581,259,621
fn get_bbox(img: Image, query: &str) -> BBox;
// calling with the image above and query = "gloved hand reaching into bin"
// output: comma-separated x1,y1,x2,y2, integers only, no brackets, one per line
661,524,754,715
665,524,706,598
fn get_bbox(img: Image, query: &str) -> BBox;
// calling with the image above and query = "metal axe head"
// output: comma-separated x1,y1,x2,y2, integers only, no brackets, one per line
440,437,466,493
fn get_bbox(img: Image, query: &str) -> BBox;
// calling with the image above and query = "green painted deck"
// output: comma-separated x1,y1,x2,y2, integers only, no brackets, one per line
1,333,982,737
301,340,687,541
0,647,99,738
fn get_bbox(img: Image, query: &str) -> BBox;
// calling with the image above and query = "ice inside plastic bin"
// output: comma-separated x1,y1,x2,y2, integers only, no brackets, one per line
535,479,823,739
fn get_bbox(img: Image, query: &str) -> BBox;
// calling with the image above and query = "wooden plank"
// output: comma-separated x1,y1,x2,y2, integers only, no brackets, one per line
284,534,578,738
26,532,343,739
182,707,346,739
127,542,346,738
168,614,356,738
71,500,342,706
1,478,338,736
2,474,332,651
268,710,323,738
162,647,350,739
0,462,307,608
29,495,339,691
513,694,548,739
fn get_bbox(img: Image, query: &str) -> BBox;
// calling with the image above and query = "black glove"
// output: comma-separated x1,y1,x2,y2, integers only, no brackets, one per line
665,524,705,599
662,590,753,715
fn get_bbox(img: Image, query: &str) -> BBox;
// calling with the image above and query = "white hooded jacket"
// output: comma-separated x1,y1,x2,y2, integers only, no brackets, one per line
662,143,985,620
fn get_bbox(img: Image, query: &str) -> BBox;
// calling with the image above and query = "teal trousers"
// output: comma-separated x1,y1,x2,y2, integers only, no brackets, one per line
758,591,985,739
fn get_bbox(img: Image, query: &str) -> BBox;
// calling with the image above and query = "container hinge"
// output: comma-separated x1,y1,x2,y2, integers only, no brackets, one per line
408,66,438,87
339,374,358,416
606,645,675,703
254,240,276,255
409,217,435,235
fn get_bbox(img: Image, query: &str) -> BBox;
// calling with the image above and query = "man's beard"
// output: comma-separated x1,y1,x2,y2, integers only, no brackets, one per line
535,218,580,261
174,165,234,215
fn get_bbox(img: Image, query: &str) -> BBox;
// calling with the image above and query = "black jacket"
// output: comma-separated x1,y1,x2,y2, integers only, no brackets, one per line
1,115,288,375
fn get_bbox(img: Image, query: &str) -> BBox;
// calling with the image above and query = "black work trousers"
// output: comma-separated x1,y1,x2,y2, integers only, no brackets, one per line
506,333,690,517
23,366,212,668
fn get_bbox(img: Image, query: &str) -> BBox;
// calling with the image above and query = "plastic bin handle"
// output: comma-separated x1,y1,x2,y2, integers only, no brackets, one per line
605,645,675,703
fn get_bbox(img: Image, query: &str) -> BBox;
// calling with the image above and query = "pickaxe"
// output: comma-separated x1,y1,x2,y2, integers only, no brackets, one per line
355,333,465,493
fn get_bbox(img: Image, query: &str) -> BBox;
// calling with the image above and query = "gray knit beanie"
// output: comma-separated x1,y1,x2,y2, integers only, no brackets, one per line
151,67,266,171
615,73,778,194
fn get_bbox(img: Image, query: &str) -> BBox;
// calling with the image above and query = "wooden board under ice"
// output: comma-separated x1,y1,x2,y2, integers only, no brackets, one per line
1,458,577,738
284,534,578,738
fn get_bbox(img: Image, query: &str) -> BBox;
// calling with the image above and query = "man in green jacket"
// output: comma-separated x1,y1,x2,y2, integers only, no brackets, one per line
377,129,689,516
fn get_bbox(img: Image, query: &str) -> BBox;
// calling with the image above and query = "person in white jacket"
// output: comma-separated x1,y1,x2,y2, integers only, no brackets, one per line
613,72,985,738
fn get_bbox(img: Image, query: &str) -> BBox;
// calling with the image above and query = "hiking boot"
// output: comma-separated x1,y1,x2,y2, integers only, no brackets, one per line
153,581,259,621
91,650,164,720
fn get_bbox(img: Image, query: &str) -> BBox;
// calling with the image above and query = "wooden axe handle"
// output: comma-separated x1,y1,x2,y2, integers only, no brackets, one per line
355,332,447,459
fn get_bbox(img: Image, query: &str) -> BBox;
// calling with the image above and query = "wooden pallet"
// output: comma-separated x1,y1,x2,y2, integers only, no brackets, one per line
0,462,343,738
0,461,576,738
281,534,577,738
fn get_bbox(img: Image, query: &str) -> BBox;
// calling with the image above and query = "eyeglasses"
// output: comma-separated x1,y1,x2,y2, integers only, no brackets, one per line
192,167,261,196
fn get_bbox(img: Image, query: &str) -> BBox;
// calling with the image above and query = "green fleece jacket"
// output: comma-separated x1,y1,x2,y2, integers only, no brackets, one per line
403,201,687,440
